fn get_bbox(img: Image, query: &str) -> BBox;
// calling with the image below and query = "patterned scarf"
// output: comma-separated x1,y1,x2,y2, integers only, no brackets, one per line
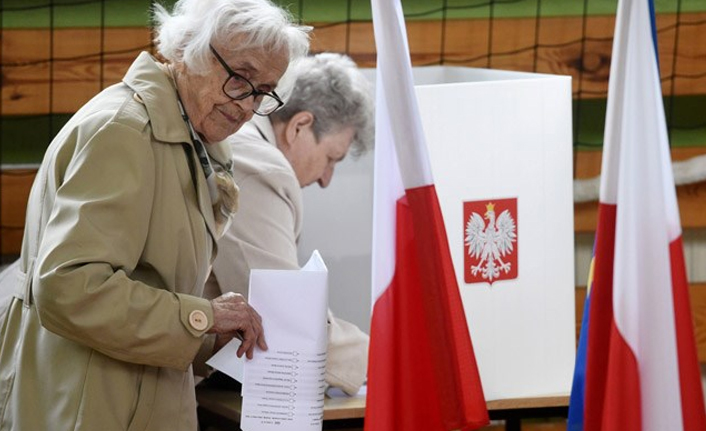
164,63,239,237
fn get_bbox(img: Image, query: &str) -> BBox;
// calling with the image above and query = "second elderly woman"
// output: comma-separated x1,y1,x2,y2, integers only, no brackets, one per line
0,1,309,430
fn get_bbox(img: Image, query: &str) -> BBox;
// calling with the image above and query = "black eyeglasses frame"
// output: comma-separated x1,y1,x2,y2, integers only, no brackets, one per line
209,44,284,116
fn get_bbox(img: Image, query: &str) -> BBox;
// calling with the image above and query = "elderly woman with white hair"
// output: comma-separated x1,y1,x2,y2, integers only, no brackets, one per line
0,1,309,430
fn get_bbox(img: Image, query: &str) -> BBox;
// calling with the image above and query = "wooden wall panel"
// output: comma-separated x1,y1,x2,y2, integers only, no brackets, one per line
6,149,706,252
573,148,706,232
1,28,152,115
0,169,36,255
575,180,706,233
576,284,706,363
1,14,705,115
310,14,706,97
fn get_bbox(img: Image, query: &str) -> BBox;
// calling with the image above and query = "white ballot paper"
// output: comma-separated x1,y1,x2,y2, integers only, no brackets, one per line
206,337,245,382
240,250,329,431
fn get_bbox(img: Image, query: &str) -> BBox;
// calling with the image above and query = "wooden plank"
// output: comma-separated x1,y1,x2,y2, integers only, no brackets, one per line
6,149,706,252
1,28,153,115
575,284,706,363
573,148,706,232
692,284,706,364
575,181,706,232
575,147,706,180
0,168,36,255
311,13,706,98
483,424,566,431
575,180,706,232
486,396,569,410
2,13,705,115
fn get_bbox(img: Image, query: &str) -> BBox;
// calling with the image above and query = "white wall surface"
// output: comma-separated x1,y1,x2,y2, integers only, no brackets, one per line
297,151,375,333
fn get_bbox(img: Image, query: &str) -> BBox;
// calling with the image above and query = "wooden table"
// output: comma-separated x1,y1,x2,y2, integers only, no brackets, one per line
486,395,569,431
196,385,569,431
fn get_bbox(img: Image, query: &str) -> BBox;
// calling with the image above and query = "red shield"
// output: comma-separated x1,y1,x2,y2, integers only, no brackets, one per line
463,198,518,285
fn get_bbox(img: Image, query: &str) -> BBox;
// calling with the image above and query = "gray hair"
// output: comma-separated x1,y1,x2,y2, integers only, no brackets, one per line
153,0,310,76
271,53,374,158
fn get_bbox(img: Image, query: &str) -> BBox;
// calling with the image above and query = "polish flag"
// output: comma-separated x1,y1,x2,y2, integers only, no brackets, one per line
567,0,706,430
364,0,488,430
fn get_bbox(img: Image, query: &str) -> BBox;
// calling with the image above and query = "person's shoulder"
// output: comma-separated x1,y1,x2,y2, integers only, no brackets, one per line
42,83,154,175
71,83,150,137
228,124,294,183
226,121,264,147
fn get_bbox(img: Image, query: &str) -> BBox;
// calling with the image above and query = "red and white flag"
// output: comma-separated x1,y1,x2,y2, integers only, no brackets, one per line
365,1,488,430
569,0,706,429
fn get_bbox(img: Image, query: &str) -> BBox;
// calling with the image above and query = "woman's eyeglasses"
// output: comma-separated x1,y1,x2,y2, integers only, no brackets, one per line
209,44,284,116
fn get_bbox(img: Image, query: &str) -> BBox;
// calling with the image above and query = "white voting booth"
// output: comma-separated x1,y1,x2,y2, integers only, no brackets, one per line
298,67,575,401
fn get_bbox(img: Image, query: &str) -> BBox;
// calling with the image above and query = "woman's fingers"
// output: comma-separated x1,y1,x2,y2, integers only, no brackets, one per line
209,292,267,358
249,308,267,351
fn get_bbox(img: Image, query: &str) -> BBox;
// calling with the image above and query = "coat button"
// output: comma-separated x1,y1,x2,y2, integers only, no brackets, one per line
188,310,209,331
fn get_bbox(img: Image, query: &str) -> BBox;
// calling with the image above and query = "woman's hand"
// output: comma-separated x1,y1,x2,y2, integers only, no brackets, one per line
208,292,267,359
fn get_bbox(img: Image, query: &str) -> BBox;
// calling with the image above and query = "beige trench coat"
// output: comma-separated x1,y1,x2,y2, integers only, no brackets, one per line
0,52,226,431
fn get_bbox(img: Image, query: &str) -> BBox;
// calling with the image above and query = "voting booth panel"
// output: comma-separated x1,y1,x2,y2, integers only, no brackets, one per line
413,67,575,400
298,67,575,401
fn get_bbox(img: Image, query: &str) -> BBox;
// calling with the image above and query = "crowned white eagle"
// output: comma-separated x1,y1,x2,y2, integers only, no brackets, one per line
465,202,517,281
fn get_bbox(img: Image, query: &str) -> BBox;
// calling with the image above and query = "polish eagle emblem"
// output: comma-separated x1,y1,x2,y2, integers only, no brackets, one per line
464,202,517,282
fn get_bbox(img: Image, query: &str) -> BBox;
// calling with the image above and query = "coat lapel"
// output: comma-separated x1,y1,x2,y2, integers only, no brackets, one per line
123,52,220,245
189,147,219,242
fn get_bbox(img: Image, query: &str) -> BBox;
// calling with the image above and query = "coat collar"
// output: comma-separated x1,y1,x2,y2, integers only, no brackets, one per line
123,52,224,244
250,115,278,149
122,52,190,145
